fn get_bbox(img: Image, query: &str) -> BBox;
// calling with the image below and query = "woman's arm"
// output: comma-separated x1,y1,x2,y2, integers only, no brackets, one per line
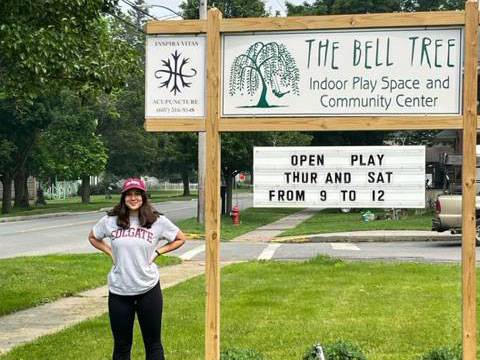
88,230,114,263
153,230,187,260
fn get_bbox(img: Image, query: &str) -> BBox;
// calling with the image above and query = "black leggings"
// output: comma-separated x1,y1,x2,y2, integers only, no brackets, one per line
108,282,164,360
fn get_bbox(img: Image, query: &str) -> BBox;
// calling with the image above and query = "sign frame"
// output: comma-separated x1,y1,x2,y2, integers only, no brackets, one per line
221,27,464,117
144,4,478,360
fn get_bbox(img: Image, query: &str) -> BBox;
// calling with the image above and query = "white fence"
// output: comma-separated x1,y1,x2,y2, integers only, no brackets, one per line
45,181,80,200
152,182,198,191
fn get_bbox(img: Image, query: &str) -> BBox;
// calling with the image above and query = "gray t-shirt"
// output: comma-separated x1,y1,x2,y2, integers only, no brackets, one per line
93,214,179,295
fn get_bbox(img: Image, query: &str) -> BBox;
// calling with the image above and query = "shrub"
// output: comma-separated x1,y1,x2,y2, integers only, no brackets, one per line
220,347,265,360
307,255,344,266
419,344,461,360
303,341,367,360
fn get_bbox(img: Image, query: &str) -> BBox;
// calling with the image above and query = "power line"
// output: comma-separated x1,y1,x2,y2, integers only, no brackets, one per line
121,0,159,20
147,4,183,19
107,11,146,33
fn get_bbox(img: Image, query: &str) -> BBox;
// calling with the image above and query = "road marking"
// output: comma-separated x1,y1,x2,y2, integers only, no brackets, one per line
5,220,97,235
258,244,281,260
179,244,205,260
330,243,360,251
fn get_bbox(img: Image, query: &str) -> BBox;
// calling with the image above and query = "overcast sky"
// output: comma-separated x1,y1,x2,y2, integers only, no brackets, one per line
134,0,307,19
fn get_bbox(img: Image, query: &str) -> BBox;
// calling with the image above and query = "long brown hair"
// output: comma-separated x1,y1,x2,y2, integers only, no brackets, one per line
108,190,160,229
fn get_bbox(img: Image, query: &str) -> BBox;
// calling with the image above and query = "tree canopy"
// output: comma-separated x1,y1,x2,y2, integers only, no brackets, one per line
0,1,138,212
0,0,135,102
180,0,268,19
285,0,462,16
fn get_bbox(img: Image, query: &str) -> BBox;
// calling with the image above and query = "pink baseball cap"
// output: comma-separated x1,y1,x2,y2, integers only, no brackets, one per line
122,178,147,193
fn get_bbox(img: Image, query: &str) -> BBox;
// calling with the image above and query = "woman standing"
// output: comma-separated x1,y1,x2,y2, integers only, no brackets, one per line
88,178,186,360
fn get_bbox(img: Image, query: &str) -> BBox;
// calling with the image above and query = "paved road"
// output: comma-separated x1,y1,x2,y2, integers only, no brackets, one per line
0,195,252,259
1,193,477,263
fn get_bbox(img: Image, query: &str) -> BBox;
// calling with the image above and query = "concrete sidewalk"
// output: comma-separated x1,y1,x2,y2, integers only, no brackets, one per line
232,208,320,242
0,261,216,355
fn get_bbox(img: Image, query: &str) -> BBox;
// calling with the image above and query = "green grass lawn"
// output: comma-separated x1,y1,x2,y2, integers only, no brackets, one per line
0,254,180,316
0,257,468,360
0,191,196,218
281,210,433,237
177,207,300,240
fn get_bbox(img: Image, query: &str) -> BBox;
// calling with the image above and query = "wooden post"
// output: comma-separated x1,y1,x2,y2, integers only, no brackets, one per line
462,1,478,359
205,8,222,360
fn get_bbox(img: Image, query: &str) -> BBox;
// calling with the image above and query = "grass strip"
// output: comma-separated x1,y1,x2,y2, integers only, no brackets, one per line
281,210,433,237
177,207,300,240
0,254,180,316
0,191,196,218
0,258,466,360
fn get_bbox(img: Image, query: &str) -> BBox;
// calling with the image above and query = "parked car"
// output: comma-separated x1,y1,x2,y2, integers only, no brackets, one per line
432,194,480,243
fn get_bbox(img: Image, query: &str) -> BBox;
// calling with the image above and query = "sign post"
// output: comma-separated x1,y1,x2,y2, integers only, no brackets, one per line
461,2,478,358
144,3,478,359
205,8,222,359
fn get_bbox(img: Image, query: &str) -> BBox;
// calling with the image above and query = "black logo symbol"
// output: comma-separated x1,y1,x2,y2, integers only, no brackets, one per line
154,50,197,95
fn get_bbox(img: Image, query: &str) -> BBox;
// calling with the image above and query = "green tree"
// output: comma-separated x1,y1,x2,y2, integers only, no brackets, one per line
384,130,440,146
0,100,17,212
0,97,52,212
402,0,462,11
180,0,268,19
155,134,198,196
286,0,402,15
0,1,132,101
97,6,162,181
0,1,136,213
35,94,108,203
285,0,462,16
285,1,329,15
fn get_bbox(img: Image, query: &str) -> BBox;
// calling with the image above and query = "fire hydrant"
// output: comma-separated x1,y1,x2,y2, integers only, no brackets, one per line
231,205,240,225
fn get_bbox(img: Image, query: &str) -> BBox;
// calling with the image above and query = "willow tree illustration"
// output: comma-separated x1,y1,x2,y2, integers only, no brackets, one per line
229,42,300,108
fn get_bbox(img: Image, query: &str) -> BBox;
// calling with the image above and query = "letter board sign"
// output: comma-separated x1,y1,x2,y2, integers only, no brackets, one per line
254,146,425,208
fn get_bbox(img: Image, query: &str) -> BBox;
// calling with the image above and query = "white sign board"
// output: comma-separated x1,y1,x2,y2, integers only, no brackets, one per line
254,146,425,208
145,35,206,117
222,28,462,117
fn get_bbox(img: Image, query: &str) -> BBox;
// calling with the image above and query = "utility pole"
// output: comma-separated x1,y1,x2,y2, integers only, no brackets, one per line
197,0,207,224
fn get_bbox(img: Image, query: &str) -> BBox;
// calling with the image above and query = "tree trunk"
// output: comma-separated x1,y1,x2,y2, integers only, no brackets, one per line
81,175,91,204
22,174,30,208
182,171,190,196
1,175,13,214
256,81,269,108
13,167,29,208
226,174,234,214
35,185,47,206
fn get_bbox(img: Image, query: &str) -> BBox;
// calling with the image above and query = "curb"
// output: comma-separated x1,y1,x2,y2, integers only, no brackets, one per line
273,232,462,243
0,207,111,223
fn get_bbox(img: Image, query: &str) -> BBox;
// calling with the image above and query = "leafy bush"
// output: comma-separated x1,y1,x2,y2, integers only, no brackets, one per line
220,347,265,360
303,341,367,360
419,344,461,360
